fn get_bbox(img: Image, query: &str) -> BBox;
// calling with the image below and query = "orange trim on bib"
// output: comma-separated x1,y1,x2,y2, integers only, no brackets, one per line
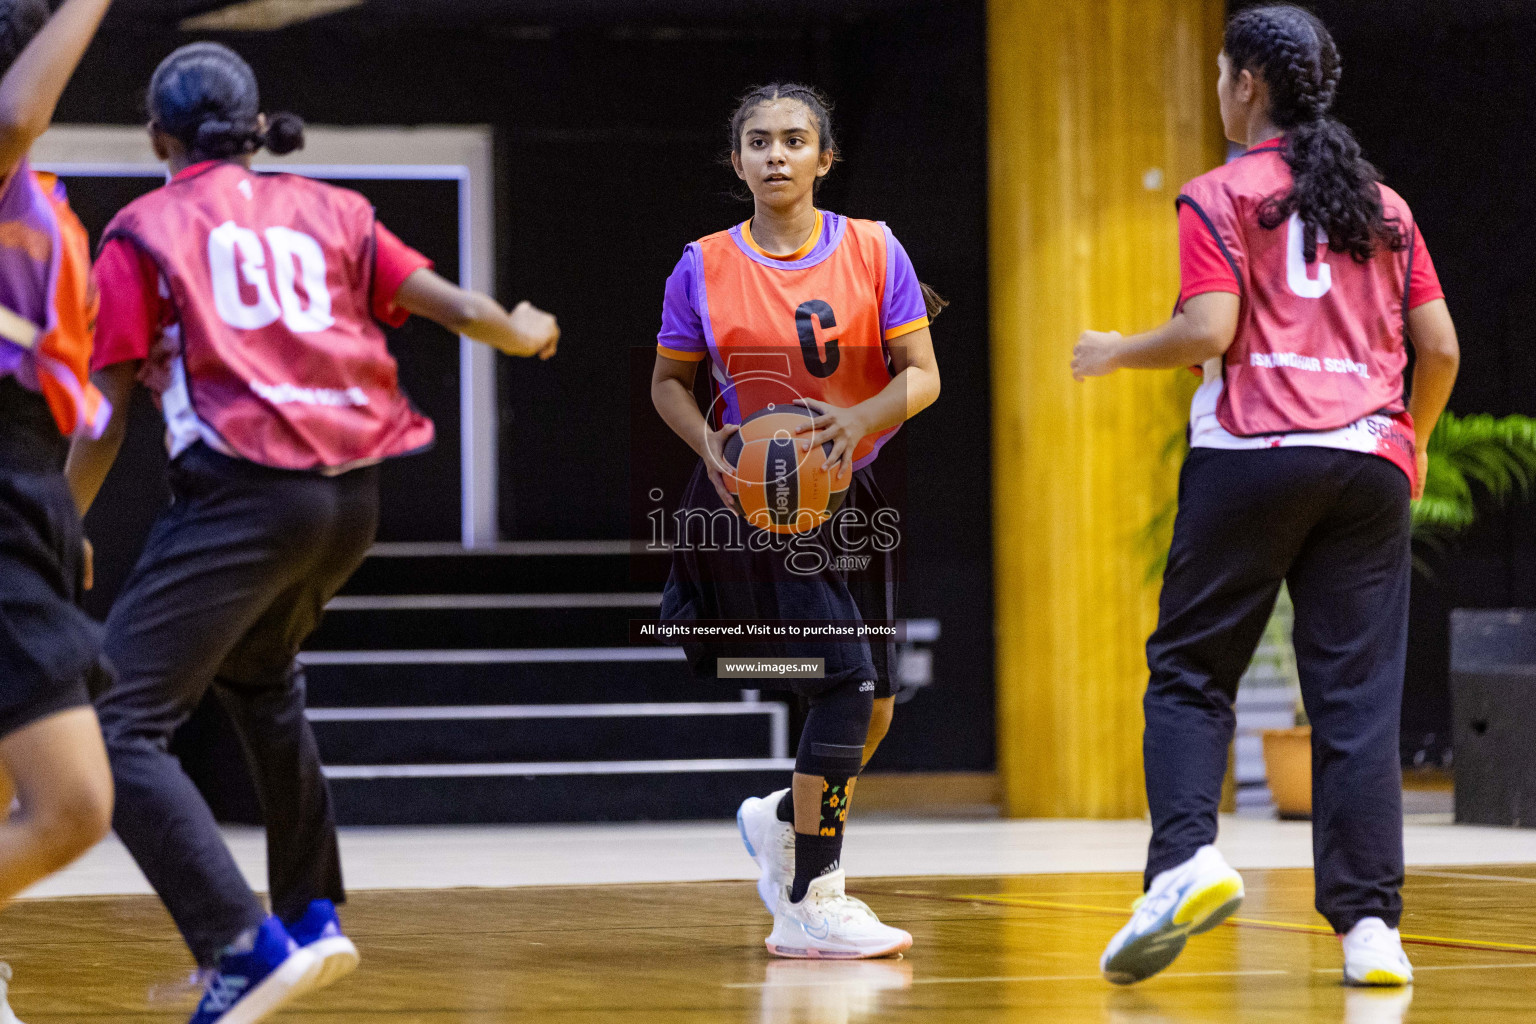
741,210,823,261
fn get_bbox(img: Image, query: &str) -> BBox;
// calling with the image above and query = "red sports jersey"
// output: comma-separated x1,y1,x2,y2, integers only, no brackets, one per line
93,220,429,372
1179,140,1427,438
101,161,434,471
678,213,925,468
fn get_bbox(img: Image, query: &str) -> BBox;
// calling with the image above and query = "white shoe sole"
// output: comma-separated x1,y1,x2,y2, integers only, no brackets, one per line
208,948,322,1024
765,931,913,960
304,936,360,992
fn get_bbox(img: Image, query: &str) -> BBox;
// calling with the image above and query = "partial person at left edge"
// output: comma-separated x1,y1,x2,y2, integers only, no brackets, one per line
0,0,121,1020
64,40,561,1024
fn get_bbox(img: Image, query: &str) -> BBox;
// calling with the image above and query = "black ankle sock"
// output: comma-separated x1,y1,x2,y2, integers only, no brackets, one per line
790,833,842,903
776,789,794,824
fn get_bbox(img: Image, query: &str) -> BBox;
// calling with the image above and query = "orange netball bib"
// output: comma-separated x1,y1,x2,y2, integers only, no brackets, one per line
696,213,898,468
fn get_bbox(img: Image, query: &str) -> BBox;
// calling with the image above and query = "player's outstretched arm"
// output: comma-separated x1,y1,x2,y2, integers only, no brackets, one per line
393,267,559,360
1072,291,1240,380
64,361,136,516
0,0,114,180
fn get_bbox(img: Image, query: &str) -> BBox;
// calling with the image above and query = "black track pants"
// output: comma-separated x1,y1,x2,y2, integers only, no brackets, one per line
1142,446,1410,932
94,444,378,965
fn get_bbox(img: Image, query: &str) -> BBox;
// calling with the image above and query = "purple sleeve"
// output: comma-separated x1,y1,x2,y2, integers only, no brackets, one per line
657,246,707,358
881,226,929,338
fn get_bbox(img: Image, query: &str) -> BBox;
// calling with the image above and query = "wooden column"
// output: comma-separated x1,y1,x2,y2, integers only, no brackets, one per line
990,0,1227,817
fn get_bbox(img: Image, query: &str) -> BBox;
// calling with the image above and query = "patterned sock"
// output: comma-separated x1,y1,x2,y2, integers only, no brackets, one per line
790,833,842,903
788,775,855,902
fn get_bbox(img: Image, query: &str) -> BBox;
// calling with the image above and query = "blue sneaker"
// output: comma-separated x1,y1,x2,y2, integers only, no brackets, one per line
283,900,359,992
189,916,320,1024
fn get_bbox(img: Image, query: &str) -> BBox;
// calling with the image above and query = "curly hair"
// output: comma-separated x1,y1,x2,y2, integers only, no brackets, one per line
0,0,48,73
149,42,305,162
1225,4,1405,263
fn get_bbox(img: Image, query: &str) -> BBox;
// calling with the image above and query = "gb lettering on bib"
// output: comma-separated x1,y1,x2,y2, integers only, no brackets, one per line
104,162,433,470
209,222,335,333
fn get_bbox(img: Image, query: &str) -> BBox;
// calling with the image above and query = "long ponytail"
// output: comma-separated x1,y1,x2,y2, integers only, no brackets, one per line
1225,5,1405,264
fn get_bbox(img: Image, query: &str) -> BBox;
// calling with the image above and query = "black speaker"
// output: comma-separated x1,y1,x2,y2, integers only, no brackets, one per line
1450,609,1536,828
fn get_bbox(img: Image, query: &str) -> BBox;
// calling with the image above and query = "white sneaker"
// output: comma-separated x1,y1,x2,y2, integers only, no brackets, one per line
738,789,795,914
1342,917,1413,986
1100,845,1244,985
0,963,23,1024
765,869,912,960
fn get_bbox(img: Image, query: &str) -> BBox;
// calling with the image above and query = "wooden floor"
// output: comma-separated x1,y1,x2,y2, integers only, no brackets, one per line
8,864,1536,1021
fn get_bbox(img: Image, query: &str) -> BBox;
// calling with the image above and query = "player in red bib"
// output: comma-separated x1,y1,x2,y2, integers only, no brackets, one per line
1071,6,1460,987
62,43,559,1024
0,1,117,1017
652,84,942,959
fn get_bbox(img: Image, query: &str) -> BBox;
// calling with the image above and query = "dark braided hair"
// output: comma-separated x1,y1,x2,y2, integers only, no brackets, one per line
1226,4,1405,264
149,42,305,162
727,83,948,320
0,0,48,72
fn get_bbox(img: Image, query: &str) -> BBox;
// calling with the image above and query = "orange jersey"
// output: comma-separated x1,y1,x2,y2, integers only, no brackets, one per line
657,210,928,468
0,161,108,439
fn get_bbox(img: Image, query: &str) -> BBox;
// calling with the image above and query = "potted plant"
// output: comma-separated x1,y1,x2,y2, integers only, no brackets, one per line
1252,586,1311,817
1257,412,1536,818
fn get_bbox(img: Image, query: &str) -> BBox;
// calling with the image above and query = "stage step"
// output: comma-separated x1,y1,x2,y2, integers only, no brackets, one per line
188,544,941,826
308,701,786,765
324,762,793,825
299,651,710,707
307,599,655,650
339,541,670,595
293,543,789,825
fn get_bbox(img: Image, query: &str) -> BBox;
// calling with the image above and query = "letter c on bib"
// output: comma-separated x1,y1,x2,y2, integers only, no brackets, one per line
1285,213,1332,299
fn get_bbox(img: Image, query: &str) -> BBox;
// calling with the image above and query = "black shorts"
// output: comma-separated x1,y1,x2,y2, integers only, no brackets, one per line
0,384,103,738
659,460,898,698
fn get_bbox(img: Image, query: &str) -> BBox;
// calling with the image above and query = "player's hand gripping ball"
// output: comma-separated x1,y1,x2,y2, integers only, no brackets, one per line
721,405,852,534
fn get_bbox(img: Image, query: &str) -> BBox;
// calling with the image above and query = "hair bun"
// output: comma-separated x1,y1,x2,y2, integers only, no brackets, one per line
261,111,305,156
193,117,258,159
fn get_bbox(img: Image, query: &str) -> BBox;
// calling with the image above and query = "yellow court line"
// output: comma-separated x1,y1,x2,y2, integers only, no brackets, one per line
1410,868,1536,885
957,894,1536,955
1319,963,1536,974
957,894,1136,916
723,969,1286,989
727,963,1536,992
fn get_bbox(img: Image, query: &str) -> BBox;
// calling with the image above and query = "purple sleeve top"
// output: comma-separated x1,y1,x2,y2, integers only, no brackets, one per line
656,245,707,362
880,226,929,341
